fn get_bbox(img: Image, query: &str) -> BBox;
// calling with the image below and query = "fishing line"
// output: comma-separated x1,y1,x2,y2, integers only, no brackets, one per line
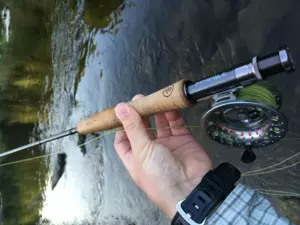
237,84,277,108
0,130,118,168
242,160,300,177
1,126,300,198
258,191,300,197
243,152,300,175
77,129,118,147
1,125,300,180
0,154,52,167
0,126,202,167
257,189,300,196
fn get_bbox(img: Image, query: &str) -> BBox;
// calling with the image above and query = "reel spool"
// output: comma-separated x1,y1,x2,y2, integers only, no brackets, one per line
202,84,287,164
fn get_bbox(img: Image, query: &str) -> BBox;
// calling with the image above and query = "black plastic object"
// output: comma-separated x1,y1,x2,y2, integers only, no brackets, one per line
172,163,241,225
241,146,256,164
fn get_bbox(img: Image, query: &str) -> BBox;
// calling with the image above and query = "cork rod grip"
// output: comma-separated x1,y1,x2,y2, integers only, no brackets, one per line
76,79,192,134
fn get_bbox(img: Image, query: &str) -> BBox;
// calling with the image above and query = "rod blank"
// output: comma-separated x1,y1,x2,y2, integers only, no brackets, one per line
0,128,77,158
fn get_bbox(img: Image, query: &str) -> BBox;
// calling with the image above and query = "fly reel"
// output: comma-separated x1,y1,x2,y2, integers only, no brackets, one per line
202,84,287,163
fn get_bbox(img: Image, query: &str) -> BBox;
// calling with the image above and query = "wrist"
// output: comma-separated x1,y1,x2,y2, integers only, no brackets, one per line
163,188,187,218
163,176,211,218
170,163,241,225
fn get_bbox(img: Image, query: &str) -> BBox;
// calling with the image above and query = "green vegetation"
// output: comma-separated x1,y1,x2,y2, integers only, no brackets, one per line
0,0,53,224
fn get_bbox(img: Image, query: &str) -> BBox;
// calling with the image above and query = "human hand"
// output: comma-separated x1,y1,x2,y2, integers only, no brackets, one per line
114,95,212,218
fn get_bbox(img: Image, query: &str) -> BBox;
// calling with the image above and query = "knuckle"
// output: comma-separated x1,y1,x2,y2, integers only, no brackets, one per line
124,121,138,133
124,116,144,134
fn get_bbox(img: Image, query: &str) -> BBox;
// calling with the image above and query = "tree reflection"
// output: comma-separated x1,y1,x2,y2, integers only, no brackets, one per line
0,0,52,225
83,0,126,34
0,0,133,224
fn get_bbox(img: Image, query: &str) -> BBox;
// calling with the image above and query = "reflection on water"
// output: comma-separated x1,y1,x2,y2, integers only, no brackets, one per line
38,1,149,224
1,7,10,42
0,0,53,224
0,0,300,224
83,0,126,32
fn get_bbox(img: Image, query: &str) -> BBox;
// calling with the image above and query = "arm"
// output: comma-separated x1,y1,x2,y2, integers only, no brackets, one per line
114,94,293,225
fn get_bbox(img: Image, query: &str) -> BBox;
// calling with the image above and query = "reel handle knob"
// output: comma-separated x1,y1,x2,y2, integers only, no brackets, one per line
241,146,256,164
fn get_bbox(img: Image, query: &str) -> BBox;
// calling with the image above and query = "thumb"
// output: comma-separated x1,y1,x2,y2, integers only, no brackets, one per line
115,103,152,153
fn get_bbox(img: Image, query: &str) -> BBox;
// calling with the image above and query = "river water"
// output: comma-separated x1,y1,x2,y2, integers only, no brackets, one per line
1,0,300,224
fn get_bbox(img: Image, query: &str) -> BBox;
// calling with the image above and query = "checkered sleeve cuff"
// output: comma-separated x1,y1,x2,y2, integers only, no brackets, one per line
205,184,293,225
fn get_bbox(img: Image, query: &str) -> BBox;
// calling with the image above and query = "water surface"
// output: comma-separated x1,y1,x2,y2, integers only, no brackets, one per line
1,0,300,224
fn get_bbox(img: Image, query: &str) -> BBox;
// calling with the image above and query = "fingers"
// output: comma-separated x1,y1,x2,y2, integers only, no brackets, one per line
114,94,154,170
132,94,155,138
155,112,172,138
115,102,152,155
114,127,132,169
114,127,130,155
165,111,190,136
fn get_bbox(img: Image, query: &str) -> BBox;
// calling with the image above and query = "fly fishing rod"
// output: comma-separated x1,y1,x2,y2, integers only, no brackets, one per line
0,48,295,162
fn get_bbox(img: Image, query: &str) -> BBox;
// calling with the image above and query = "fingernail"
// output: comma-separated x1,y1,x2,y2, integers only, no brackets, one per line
115,103,129,120
132,94,144,101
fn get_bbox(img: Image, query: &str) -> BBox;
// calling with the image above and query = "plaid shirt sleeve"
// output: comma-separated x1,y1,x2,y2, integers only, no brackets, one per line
205,184,294,225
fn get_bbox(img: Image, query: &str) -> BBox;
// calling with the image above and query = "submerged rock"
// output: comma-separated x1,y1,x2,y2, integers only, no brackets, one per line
51,153,67,190
77,133,101,156
77,134,87,156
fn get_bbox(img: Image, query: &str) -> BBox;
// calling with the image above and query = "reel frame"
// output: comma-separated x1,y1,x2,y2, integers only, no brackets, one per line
202,86,287,164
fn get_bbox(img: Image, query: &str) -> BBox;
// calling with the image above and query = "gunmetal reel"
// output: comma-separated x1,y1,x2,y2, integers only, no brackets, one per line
202,84,287,163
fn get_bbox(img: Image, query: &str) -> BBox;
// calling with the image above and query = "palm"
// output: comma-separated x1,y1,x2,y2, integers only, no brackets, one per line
155,111,212,173
157,134,203,153
155,133,212,190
